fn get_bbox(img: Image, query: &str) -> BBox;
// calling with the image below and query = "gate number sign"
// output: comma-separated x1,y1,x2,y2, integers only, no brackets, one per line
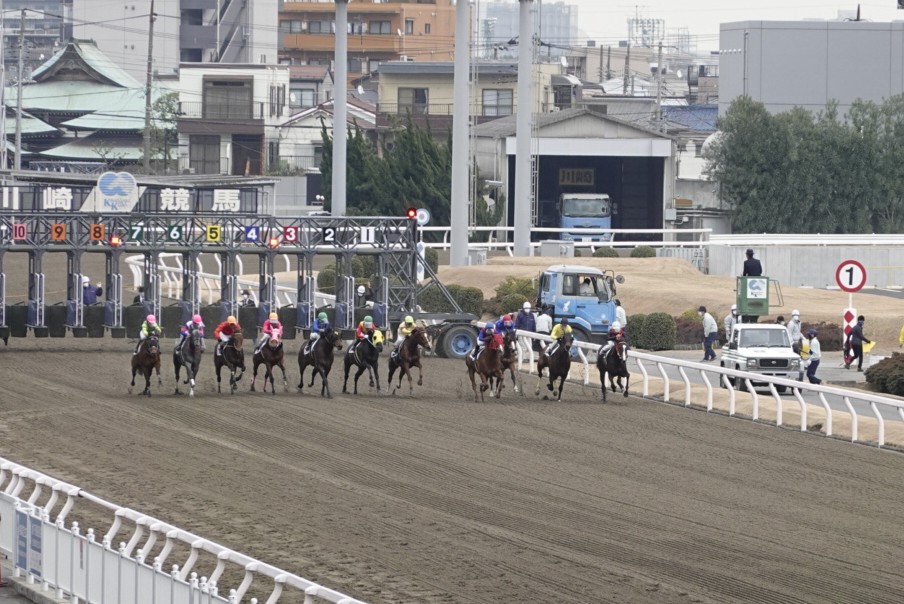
129,224,144,241
51,223,67,241
166,225,184,241
835,260,867,293
206,225,222,242
90,224,106,241
12,223,26,240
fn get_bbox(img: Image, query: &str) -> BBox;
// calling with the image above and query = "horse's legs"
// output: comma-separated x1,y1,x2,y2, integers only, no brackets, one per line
266,362,276,395
277,361,288,392
556,374,566,401
215,364,223,393
388,358,398,390
467,365,480,402
342,358,352,393
297,359,306,391
353,364,367,394
535,361,546,396
130,364,137,394
494,370,505,398
251,358,260,391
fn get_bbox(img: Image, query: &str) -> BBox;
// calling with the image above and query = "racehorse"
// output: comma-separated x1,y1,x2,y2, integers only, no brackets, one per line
465,333,504,402
497,330,520,394
343,335,382,395
129,335,162,396
173,328,204,397
298,329,344,398
535,332,573,401
387,326,431,396
214,329,245,394
597,336,630,402
251,328,287,394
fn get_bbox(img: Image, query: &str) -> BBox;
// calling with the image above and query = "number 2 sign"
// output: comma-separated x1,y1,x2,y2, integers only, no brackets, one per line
835,260,866,293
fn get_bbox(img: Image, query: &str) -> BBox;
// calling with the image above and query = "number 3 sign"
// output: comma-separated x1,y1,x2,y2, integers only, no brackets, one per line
835,260,866,293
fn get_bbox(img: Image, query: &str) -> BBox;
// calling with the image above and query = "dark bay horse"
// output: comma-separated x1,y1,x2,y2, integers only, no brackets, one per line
597,337,630,402
387,326,432,396
465,334,504,402
251,328,287,394
173,328,204,397
536,332,573,401
214,330,245,394
497,330,520,394
130,335,162,396
343,335,382,395
298,329,344,398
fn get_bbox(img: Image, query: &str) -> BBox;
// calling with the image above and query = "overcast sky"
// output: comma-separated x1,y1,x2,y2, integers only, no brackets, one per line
564,1,904,50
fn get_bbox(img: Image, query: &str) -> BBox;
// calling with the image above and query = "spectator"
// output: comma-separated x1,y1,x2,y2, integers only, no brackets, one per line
775,315,786,326
699,305,718,362
742,248,763,276
845,315,871,372
534,305,552,352
579,277,593,296
614,298,627,326
804,329,821,384
723,304,738,341
786,309,803,354
514,301,536,354
82,276,103,305
132,286,145,306
239,289,256,308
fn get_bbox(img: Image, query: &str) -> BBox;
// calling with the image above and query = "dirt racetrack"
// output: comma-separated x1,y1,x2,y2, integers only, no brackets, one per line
2,337,904,604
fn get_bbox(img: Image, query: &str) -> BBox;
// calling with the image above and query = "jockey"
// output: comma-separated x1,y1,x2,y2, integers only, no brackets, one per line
545,317,573,355
256,312,282,351
176,314,205,352
393,315,417,355
307,311,331,352
213,315,241,356
134,314,162,355
494,313,516,336
599,321,624,357
351,315,376,352
471,322,496,359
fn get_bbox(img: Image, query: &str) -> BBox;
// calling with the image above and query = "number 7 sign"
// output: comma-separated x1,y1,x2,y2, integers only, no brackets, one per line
835,260,866,293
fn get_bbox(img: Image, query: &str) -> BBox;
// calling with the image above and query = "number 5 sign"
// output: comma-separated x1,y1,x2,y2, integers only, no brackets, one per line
835,260,867,293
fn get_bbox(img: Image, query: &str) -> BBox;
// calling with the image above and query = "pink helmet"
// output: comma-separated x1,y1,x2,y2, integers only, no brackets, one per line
146,314,156,323
192,314,202,323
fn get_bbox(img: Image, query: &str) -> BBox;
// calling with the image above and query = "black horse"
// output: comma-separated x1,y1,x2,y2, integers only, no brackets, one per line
497,330,521,394
251,328,287,394
597,336,630,402
535,332,573,401
130,335,162,396
298,329,344,398
343,335,382,395
173,328,204,397
214,330,245,394
387,326,431,396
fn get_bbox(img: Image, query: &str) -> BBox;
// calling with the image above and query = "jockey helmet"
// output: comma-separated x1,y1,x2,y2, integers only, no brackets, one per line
146,314,156,323
560,317,569,326
269,312,278,321
227,315,237,325
523,301,531,310
192,314,202,324
485,324,495,332
404,315,414,324
611,321,622,331
503,316,513,326
318,312,328,321
363,315,373,328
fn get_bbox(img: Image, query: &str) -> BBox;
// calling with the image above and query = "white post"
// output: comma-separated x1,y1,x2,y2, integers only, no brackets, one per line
449,0,471,266
332,0,349,216
513,0,534,257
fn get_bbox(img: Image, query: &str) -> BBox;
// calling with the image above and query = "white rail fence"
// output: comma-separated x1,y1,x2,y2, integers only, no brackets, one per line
507,328,904,448
0,458,366,604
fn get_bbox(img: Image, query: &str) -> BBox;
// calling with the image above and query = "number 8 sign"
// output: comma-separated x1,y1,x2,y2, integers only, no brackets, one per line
835,260,867,293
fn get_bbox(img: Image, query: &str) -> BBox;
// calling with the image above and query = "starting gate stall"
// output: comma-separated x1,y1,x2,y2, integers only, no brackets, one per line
0,172,457,340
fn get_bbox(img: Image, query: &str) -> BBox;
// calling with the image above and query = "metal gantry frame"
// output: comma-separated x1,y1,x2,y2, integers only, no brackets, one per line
0,213,459,335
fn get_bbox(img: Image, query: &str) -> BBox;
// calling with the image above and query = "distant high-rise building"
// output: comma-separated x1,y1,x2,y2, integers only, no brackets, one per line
479,0,578,59
1,1,70,82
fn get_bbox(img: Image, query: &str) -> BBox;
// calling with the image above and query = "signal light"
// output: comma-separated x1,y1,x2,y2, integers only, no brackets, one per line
109,235,123,247
267,236,280,249
406,207,417,219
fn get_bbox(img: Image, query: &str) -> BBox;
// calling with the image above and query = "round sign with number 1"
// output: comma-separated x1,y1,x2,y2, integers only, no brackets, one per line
835,260,866,293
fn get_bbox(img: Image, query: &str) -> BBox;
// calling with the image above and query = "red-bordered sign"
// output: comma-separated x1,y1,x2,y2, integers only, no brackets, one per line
835,260,867,293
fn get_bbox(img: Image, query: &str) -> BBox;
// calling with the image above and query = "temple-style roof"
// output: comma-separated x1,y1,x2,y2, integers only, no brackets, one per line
30,39,142,88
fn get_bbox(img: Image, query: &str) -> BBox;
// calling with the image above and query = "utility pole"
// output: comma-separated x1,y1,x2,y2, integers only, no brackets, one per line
142,0,156,172
14,8,24,171
623,43,630,94
655,40,663,129
0,0,7,171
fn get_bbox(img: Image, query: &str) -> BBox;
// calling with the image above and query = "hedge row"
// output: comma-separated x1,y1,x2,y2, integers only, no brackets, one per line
419,284,484,316
865,353,904,396
626,312,676,351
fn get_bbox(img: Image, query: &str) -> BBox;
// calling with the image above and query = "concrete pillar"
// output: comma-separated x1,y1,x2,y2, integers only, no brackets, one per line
449,0,471,266
332,0,349,216
513,0,534,257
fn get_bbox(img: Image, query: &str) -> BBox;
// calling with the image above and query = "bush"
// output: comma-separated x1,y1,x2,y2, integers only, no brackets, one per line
424,247,439,275
592,247,620,258
675,316,703,346
420,284,484,316
626,313,646,348
630,245,657,258
865,353,904,396
316,266,336,295
351,256,375,279
494,276,534,299
643,312,677,351
801,321,844,351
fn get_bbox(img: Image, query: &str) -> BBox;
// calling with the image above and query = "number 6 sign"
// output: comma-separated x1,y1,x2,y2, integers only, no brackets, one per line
835,260,866,293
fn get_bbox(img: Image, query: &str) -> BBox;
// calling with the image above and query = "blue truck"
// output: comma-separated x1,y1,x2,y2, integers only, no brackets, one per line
558,193,612,242
536,264,624,345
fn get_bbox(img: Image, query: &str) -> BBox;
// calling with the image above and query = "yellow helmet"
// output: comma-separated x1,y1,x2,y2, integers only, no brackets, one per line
227,315,237,324
269,312,278,321
404,315,414,324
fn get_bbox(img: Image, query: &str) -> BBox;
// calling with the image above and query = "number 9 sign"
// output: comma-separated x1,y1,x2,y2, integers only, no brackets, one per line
835,260,866,293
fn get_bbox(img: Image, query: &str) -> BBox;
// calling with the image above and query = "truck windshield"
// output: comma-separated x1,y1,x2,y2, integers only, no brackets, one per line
561,197,610,217
740,330,791,348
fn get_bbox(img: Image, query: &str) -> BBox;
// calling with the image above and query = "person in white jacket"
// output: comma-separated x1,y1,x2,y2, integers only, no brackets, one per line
534,305,553,352
787,309,803,353
724,304,738,341
699,305,719,361
804,329,821,384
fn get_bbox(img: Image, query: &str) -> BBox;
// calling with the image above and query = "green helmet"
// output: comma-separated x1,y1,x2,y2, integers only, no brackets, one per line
317,312,328,320
364,315,373,323
404,315,414,324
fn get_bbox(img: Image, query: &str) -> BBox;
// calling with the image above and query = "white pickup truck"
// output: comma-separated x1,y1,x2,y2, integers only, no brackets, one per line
720,323,801,392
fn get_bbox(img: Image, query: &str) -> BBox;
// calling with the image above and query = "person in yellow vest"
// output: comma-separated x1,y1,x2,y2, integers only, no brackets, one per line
797,336,810,381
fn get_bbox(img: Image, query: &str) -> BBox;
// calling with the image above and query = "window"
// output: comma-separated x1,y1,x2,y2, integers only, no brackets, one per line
350,21,365,34
349,57,364,73
269,85,285,117
189,135,220,175
405,19,414,35
283,20,302,33
424,23,431,34
203,79,253,119
398,87,428,114
482,89,513,116
308,20,333,34
369,20,391,34
289,88,315,108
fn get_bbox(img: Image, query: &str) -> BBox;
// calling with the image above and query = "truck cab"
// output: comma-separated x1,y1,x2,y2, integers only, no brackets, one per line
720,323,801,392
537,265,623,344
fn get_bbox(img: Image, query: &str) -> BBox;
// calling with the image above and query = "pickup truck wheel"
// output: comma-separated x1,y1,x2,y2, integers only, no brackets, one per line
776,385,787,394
441,325,477,360
719,363,729,389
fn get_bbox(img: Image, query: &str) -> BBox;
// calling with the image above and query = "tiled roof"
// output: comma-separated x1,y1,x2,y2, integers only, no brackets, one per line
38,134,147,160
662,105,718,132
288,65,331,81
31,40,142,89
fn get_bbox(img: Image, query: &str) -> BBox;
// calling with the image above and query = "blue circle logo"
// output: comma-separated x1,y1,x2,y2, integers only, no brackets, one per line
98,172,137,197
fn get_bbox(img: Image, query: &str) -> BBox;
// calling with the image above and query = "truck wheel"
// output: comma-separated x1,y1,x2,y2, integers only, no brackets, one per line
719,363,729,389
441,325,477,360
776,385,787,394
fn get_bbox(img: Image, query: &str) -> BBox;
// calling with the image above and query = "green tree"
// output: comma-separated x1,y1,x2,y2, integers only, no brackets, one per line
140,91,179,174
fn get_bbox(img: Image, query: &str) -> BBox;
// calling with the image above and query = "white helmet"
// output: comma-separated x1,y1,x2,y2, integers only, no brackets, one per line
730,303,737,311
523,301,531,310
791,309,800,317
611,321,622,331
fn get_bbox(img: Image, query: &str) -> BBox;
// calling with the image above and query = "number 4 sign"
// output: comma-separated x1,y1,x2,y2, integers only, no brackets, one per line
835,260,866,293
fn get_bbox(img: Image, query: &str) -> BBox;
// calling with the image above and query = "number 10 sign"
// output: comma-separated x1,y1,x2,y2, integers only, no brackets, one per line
835,260,866,293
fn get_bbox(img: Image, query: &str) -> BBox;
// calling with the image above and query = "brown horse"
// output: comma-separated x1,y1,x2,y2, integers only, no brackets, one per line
251,328,287,394
214,330,245,394
387,326,432,396
465,333,504,402
497,330,520,394
298,329,344,398
130,335,162,396
597,336,630,402
536,332,573,401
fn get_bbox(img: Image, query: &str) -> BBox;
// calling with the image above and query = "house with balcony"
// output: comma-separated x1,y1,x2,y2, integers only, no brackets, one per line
174,63,290,175
288,65,334,112
279,0,457,83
